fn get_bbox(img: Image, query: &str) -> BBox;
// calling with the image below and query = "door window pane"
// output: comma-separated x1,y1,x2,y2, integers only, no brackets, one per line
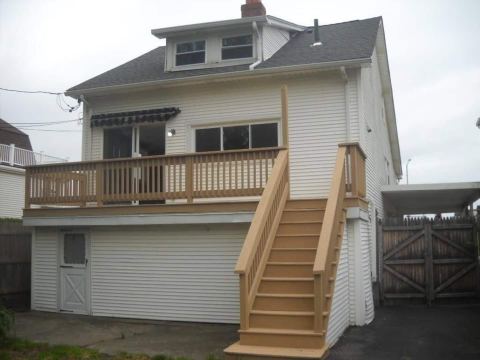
196,128,221,152
139,125,165,156
64,234,86,265
103,127,132,159
223,125,249,150
251,123,278,148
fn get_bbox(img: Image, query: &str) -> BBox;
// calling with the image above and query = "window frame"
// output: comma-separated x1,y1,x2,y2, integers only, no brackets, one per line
221,34,254,61
193,121,280,152
175,40,207,67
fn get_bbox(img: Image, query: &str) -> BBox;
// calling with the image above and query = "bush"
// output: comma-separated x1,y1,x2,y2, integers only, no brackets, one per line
0,304,14,341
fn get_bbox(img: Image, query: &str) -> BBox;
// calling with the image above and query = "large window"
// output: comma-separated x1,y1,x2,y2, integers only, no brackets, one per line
222,35,253,60
176,40,206,66
195,122,278,152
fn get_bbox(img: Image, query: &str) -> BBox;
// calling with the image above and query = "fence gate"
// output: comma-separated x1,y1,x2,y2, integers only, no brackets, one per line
379,217,479,304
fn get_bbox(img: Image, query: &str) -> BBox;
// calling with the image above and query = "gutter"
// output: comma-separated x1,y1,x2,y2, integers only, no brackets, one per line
66,58,371,98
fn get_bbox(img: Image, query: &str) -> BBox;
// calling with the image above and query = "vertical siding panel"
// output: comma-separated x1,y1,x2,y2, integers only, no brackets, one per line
262,26,290,60
0,168,25,218
31,228,58,312
326,224,349,346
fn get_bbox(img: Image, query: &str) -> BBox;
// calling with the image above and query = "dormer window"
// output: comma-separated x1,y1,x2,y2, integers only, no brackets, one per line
222,35,253,60
175,40,206,66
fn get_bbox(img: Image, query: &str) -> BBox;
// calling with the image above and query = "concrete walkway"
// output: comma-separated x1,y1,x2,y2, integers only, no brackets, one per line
14,311,238,360
327,304,480,360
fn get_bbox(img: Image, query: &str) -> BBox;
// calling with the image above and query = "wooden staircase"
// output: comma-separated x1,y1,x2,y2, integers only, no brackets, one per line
225,144,358,360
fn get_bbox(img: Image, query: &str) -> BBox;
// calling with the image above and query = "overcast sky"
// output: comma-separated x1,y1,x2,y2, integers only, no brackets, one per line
0,0,479,184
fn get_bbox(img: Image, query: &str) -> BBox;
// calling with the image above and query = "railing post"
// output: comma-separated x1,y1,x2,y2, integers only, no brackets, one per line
314,273,324,333
185,156,194,203
239,274,249,330
24,168,31,209
95,163,104,206
9,144,15,166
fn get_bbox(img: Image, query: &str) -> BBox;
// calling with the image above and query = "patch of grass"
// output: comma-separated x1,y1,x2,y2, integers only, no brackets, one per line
0,338,200,360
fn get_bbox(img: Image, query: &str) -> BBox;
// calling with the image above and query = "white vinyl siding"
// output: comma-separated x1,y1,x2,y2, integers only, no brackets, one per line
31,228,58,311
262,25,289,60
90,224,248,323
85,73,357,199
359,45,397,279
326,223,349,346
360,218,375,323
0,167,25,218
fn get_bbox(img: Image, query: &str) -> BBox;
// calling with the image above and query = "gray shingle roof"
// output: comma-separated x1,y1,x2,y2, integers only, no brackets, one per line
67,17,381,93
0,118,33,151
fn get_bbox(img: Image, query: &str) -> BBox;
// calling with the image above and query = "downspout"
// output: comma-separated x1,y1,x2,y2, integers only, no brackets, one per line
249,21,263,70
340,66,351,142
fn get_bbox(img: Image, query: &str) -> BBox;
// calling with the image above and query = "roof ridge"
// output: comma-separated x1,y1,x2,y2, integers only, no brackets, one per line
304,16,382,29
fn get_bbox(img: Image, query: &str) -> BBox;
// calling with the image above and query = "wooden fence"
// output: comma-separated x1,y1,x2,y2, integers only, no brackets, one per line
0,221,31,309
379,216,480,304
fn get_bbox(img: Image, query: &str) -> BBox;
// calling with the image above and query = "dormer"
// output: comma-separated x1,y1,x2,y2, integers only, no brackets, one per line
151,0,304,72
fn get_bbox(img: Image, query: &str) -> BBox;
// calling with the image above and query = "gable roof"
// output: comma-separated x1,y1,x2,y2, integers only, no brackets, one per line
67,17,381,94
0,118,32,151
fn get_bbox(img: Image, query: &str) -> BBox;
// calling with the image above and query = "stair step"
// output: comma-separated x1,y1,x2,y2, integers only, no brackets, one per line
264,262,314,278
250,310,314,330
277,222,322,235
273,235,319,249
269,248,316,262
259,277,314,295
238,327,322,349
225,342,327,360
285,199,327,210
254,293,314,312
281,209,325,223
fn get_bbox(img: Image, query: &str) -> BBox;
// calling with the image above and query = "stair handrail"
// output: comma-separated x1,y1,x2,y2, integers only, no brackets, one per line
312,145,347,333
235,149,290,330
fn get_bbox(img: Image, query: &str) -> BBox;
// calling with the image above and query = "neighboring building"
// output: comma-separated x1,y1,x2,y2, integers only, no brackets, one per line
23,1,401,358
0,118,65,218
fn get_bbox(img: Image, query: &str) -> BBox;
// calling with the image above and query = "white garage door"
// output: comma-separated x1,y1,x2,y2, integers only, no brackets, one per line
90,224,247,323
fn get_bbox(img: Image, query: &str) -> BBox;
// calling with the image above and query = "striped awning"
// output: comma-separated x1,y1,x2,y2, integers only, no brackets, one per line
90,107,181,128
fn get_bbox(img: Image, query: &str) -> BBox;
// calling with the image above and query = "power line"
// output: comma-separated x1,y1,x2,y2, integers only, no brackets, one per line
0,86,81,112
16,128,81,133
1,118,82,126
0,87,62,95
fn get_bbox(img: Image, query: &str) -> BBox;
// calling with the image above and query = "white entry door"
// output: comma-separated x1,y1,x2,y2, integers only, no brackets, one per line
59,232,90,314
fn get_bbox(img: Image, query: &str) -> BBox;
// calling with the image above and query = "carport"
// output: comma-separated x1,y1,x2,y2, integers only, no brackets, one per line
382,182,480,216
377,182,480,305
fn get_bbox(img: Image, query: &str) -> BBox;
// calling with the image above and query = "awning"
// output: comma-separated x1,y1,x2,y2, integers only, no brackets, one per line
382,182,480,215
91,107,181,128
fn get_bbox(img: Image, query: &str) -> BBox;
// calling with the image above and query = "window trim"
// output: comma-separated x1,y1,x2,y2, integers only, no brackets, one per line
192,120,280,152
175,39,207,67
221,34,254,61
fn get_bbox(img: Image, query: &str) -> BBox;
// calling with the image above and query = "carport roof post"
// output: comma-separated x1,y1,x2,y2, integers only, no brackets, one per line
381,182,480,216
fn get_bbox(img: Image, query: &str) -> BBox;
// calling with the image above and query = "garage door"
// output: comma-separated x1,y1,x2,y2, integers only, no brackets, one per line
90,224,247,323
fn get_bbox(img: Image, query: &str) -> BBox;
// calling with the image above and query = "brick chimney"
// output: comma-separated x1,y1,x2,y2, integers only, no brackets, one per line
241,0,266,18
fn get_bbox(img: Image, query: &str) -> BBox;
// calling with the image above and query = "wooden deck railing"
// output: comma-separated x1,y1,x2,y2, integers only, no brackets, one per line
24,147,283,208
234,149,289,330
313,143,365,334
342,142,366,198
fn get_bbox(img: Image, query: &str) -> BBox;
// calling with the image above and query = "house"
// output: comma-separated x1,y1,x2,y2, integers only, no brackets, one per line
0,119,65,218
23,1,401,358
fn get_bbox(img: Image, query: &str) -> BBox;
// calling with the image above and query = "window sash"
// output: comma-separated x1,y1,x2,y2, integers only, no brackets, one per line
221,35,253,60
175,40,206,66
194,122,278,152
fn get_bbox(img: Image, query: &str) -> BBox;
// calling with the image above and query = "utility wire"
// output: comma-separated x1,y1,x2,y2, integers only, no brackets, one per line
1,118,82,126
16,128,81,133
0,87,62,95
